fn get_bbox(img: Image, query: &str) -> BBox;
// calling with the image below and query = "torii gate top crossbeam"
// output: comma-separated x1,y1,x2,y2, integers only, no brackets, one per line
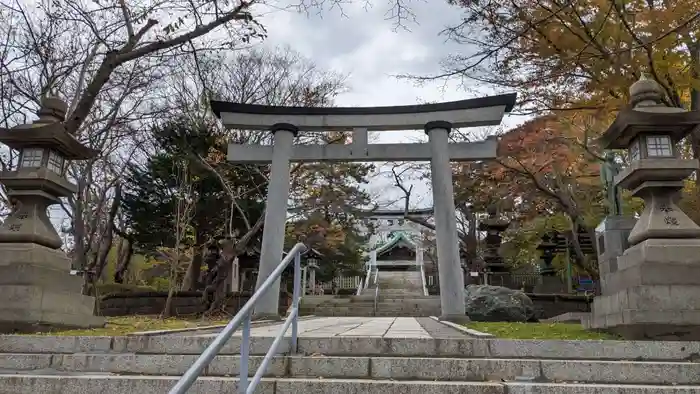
210,93,516,131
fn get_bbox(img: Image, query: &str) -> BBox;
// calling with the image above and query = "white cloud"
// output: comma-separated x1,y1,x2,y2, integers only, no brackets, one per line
256,2,531,208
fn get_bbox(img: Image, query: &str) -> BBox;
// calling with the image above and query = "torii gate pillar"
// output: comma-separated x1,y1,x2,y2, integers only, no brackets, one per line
212,94,516,321
426,121,466,320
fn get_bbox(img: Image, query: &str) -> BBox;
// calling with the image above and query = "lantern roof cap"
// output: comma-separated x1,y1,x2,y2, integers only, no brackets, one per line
599,74,700,149
629,73,666,107
0,124,98,160
0,96,98,159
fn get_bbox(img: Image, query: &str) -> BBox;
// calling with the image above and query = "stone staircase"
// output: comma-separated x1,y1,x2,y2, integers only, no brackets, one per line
300,270,440,317
374,270,424,296
299,294,440,316
0,334,698,393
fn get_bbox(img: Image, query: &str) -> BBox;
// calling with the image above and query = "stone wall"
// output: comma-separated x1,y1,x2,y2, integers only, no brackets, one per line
97,291,291,317
529,294,592,320
427,286,591,320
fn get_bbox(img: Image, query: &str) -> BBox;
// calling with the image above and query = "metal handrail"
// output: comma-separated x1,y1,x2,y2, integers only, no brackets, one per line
355,278,363,295
419,264,429,296
372,268,379,315
373,283,380,315
168,242,307,394
364,265,372,290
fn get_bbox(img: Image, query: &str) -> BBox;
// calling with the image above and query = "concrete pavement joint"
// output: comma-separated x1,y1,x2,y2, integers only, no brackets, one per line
429,316,494,338
129,316,321,337
381,318,397,337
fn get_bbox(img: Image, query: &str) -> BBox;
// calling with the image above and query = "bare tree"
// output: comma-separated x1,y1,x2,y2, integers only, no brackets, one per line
153,47,346,297
0,0,417,292
160,159,197,316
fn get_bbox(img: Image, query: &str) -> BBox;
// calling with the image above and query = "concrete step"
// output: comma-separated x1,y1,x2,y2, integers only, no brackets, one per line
4,335,700,361
308,305,433,311
302,312,432,317
1,353,698,385
0,375,697,393
302,309,436,317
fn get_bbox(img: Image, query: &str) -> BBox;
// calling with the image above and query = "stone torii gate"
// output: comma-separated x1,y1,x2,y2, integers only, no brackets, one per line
211,94,516,321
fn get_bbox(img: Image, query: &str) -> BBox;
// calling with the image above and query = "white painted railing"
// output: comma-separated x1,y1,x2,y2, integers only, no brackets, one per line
318,276,363,290
420,264,429,296
364,266,372,290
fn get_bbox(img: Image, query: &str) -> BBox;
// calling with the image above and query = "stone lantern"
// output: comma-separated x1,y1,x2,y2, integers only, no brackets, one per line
478,205,510,273
589,74,700,339
0,96,104,332
533,233,567,293
537,233,557,276
303,248,322,295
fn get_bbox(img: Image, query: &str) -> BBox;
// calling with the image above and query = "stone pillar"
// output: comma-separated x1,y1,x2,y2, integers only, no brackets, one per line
301,266,308,295
253,123,297,319
240,270,248,292
230,257,240,292
308,266,317,295
425,121,467,321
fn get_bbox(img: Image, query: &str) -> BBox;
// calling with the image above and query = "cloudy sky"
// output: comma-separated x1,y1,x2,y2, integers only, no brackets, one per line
257,1,528,208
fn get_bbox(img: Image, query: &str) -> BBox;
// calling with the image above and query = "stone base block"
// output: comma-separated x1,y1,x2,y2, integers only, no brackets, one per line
591,238,700,340
0,243,71,272
590,285,700,340
0,284,104,333
604,239,700,289
0,263,103,333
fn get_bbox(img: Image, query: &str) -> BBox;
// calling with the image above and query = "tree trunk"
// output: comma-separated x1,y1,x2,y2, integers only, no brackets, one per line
82,184,122,294
182,228,206,290
205,255,234,313
202,213,265,313
163,267,178,318
73,183,88,272
464,209,478,271
182,247,204,290
114,237,134,283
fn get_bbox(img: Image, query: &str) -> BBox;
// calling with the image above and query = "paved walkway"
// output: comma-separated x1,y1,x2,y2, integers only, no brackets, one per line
191,317,468,339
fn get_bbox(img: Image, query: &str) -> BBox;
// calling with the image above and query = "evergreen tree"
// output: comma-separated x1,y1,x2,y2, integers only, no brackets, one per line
121,119,267,286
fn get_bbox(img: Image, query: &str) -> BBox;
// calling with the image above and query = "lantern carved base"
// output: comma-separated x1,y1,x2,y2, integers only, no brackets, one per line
589,238,700,340
0,243,104,333
627,187,700,245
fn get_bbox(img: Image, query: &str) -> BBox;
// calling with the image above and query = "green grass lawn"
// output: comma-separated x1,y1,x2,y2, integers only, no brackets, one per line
466,322,620,340
28,316,230,336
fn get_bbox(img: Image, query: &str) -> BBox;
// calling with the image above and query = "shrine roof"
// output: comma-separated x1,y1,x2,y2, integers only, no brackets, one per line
363,207,434,217
282,247,323,257
373,231,417,256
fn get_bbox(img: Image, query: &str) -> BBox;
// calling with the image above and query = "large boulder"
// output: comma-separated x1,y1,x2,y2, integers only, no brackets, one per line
464,285,536,322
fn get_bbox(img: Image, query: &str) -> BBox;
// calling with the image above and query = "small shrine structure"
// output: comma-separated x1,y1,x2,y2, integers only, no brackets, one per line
363,208,433,273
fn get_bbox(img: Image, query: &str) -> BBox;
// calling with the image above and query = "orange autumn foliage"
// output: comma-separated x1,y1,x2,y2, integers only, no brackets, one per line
471,114,605,222
446,0,700,113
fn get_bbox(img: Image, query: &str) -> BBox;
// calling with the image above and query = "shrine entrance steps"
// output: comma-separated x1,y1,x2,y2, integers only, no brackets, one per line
0,317,698,393
299,295,441,317
374,270,425,296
